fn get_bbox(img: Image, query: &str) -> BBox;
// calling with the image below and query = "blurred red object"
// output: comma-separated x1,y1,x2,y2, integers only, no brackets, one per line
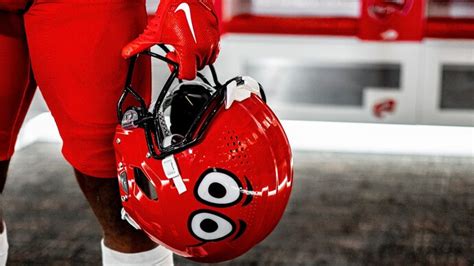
359,0,425,41
222,15,358,36
214,0,473,40
426,18,474,39
373,99,397,119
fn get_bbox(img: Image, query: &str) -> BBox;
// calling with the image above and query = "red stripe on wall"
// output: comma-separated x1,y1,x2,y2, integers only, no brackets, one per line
220,15,474,40
222,15,358,36
426,18,474,39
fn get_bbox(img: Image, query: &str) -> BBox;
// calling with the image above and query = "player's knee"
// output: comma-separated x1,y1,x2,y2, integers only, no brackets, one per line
102,220,157,253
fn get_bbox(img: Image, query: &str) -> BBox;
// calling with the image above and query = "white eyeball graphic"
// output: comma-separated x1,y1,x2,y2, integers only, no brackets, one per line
195,169,243,207
189,211,236,241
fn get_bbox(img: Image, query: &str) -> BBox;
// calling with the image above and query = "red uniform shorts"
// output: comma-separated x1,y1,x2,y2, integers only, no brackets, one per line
0,0,150,177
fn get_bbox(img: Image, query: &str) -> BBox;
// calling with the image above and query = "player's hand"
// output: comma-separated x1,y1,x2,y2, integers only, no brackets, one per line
122,0,220,80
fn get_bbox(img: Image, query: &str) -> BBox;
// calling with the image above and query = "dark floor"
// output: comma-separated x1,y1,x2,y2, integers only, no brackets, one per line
3,143,473,265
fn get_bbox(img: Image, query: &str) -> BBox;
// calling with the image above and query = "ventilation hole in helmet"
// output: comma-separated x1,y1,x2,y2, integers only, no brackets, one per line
224,131,245,160
133,168,158,201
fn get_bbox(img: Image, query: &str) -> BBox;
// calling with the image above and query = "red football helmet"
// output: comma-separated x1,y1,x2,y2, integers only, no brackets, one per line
114,47,293,263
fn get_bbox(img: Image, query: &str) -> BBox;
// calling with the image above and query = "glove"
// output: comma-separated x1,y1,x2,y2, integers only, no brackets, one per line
122,0,220,80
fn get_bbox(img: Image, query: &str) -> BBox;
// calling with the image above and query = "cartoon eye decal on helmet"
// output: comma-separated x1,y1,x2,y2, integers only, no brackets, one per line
188,210,236,242
195,169,243,207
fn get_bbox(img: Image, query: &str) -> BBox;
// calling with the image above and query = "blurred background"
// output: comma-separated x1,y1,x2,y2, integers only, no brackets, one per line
5,0,473,265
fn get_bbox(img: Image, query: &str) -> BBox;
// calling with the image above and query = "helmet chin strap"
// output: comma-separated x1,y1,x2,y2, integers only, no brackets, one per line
121,208,141,230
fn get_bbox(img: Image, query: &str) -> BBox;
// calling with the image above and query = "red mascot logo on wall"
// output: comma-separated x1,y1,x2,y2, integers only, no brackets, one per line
373,98,397,118
359,0,425,41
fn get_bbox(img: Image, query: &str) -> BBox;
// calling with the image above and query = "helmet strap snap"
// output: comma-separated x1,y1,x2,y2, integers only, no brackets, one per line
162,155,187,194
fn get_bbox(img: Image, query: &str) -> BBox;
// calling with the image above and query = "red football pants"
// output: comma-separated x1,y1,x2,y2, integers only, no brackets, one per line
0,0,150,177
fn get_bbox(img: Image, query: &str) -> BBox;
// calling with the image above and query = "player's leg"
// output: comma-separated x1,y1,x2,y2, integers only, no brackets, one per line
0,160,9,194
74,170,156,253
0,7,37,265
0,159,9,231
23,0,171,261
0,9,36,219
75,171,173,265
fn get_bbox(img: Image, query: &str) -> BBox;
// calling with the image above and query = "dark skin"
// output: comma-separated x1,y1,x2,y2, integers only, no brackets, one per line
0,160,9,193
0,159,156,253
0,160,10,233
74,170,158,253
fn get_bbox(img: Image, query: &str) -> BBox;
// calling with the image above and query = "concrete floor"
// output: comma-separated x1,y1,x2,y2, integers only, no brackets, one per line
3,143,473,265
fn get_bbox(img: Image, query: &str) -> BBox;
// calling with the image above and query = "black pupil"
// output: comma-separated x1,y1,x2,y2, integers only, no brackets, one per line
200,219,218,233
209,182,227,198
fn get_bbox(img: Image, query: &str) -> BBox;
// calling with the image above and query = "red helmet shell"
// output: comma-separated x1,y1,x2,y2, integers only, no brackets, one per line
114,95,293,262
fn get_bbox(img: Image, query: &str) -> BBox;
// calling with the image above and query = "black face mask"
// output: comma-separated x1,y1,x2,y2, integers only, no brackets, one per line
117,45,266,160
169,83,212,137
117,46,224,160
